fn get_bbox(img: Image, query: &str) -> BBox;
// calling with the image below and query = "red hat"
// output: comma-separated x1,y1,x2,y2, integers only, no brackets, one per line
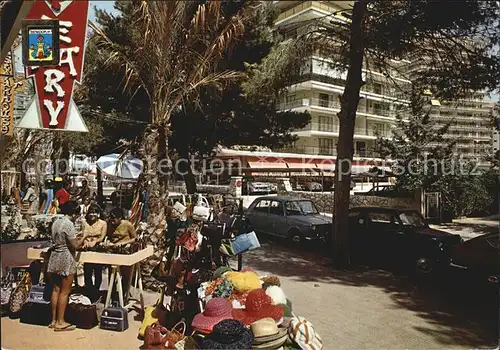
232,289,284,325
191,298,234,333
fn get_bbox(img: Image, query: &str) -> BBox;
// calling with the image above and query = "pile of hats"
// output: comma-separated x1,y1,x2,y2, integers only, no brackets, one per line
189,268,323,349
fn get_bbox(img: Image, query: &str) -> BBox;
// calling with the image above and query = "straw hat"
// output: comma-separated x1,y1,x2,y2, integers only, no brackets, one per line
251,318,288,349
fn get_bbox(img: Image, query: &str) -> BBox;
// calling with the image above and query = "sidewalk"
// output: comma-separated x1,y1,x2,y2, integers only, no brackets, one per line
2,240,497,349
430,216,498,240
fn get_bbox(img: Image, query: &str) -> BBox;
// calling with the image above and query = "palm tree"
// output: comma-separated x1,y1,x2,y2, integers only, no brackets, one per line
89,1,256,281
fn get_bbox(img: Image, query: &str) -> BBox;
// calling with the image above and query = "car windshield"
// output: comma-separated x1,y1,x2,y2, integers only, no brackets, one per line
297,200,319,215
399,211,426,227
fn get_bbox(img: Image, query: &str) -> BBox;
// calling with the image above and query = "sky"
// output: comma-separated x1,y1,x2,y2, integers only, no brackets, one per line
90,0,117,22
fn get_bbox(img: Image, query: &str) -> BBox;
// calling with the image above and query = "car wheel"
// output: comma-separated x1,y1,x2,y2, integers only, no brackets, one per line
288,229,303,245
415,257,434,275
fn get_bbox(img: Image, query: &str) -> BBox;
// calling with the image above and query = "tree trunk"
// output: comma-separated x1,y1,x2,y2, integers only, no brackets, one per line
96,167,104,208
51,133,61,176
157,124,170,191
59,138,70,175
332,0,367,267
178,144,197,194
139,125,170,291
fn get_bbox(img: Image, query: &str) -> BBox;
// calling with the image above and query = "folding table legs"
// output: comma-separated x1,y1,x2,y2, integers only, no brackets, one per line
104,264,144,312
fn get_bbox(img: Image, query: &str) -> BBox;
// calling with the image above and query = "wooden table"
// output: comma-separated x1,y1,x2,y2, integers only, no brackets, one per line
27,245,154,312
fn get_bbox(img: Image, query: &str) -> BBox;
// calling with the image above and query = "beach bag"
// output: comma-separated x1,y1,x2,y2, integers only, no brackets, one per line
66,301,99,329
9,272,31,314
139,286,168,338
20,302,51,326
165,321,187,349
220,231,260,256
142,323,170,349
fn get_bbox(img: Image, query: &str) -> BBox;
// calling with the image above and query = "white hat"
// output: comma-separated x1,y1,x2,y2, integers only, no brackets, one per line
288,316,323,350
266,285,287,305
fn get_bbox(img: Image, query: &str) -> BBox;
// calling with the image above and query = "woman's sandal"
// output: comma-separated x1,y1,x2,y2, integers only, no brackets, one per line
48,323,56,329
54,324,76,332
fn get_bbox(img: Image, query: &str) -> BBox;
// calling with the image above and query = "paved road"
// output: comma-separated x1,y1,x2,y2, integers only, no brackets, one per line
2,237,497,350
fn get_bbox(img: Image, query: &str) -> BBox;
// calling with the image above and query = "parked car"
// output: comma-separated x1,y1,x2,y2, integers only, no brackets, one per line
245,182,276,195
89,179,116,200
449,232,499,291
345,207,462,275
359,185,412,198
303,182,322,192
244,196,332,243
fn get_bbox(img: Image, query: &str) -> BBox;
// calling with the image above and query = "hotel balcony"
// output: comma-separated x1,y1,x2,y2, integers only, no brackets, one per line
278,146,378,158
275,1,352,25
279,97,399,121
292,122,392,139
291,73,409,100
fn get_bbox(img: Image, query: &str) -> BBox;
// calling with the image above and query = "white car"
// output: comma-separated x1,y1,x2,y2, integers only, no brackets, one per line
89,179,116,199
248,182,275,194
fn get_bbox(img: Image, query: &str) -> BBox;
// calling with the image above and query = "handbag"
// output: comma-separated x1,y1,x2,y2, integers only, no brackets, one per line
192,205,210,222
139,286,168,338
176,225,199,252
9,272,31,314
66,301,99,329
165,321,187,349
220,231,260,256
142,323,170,349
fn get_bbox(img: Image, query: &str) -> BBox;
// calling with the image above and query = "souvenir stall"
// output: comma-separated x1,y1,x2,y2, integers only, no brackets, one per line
134,199,323,350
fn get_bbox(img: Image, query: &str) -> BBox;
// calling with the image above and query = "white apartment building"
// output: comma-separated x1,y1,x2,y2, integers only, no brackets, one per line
270,0,495,167
273,0,410,163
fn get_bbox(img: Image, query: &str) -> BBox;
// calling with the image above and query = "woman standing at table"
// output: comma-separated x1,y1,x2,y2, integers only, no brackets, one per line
47,200,88,331
82,204,107,299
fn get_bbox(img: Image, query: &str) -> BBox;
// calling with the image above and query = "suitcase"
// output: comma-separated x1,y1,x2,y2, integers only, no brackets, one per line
100,303,129,332
27,283,50,304
20,302,51,326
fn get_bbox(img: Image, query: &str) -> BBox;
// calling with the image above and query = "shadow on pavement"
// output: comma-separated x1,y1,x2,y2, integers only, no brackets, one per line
243,239,499,348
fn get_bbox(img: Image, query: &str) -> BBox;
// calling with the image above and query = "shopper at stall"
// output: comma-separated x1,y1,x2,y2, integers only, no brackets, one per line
55,181,71,207
22,182,38,215
108,207,137,246
47,200,88,331
10,182,22,206
82,204,107,298
77,179,90,201
79,196,92,219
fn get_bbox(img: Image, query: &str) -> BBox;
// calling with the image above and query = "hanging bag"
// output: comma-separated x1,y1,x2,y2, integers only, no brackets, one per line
220,231,261,256
9,272,31,314
139,286,168,338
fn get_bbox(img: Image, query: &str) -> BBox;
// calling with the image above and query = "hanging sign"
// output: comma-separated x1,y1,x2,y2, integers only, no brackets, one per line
17,0,89,132
1,51,15,136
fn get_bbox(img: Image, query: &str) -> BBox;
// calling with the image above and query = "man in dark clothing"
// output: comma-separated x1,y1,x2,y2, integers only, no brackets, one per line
77,180,91,201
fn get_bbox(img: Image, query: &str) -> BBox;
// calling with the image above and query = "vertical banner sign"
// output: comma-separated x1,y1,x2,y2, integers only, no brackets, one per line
0,51,15,136
17,0,89,132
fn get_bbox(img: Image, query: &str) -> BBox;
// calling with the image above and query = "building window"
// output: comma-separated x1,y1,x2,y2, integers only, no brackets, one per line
318,138,334,155
318,116,334,132
318,93,329,108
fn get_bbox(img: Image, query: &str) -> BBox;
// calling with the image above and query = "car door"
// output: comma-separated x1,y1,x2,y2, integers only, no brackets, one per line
364,210,395,264
347,209,366,262
269,200,288,237
247,199,271,234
